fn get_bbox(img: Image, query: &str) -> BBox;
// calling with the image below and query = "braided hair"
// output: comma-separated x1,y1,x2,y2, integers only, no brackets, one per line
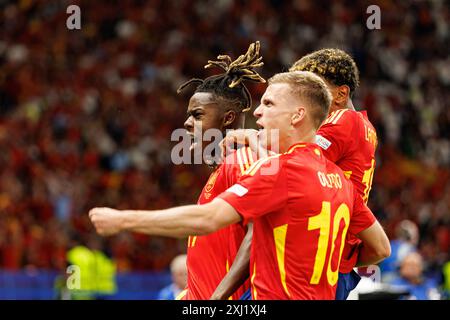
177,41,266,113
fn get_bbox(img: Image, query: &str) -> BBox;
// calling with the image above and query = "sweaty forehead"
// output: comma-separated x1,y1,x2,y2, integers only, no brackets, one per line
188,92,219,110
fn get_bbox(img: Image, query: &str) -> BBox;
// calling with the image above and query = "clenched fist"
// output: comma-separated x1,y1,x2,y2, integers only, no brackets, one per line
89,207,125,236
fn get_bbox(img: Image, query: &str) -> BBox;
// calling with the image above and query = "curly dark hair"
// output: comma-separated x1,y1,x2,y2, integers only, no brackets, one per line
290,48,360,98
177,41,266,112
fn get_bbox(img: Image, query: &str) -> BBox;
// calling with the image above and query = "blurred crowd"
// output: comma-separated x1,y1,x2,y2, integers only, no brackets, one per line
0,0,448,297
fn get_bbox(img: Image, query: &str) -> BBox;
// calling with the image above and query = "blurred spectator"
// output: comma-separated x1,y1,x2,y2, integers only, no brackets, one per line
55,234,117,300
157,254,187,300
443,261,450,299
380,219,419,281
389,252,441,300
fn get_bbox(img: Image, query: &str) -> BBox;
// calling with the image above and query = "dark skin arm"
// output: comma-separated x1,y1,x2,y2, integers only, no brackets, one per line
210,223,253,300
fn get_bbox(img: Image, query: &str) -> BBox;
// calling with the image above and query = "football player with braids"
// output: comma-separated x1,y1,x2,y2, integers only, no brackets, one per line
90,68,389,300
91,42,266,300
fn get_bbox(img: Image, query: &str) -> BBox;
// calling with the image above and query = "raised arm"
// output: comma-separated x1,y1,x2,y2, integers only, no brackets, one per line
210,223,252,300
89,198,241,238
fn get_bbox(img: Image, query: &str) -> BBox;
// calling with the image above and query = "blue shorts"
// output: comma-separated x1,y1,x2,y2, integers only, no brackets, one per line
239,288,252,300
335,270,361,300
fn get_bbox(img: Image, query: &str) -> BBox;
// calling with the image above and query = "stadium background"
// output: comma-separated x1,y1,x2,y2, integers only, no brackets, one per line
0,0,448,299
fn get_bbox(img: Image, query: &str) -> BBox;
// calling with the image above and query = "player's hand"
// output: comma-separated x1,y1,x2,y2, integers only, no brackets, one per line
220,129,276,160
89,207,124,236
220,129,259,159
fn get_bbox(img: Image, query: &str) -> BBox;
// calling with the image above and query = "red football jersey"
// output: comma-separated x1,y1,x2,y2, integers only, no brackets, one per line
183,147,255,300
218,143,376,300
316,109,378,273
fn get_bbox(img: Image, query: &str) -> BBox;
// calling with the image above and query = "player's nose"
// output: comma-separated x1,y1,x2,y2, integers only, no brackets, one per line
184,116,194,132
253,104,263,118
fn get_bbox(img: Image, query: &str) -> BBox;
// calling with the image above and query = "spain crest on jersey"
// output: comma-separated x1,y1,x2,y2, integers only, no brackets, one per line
204,169,220,199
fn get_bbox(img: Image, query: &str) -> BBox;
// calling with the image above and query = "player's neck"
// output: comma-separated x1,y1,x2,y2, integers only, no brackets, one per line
346,99,356,111
297,130,316,145
282,129,316,152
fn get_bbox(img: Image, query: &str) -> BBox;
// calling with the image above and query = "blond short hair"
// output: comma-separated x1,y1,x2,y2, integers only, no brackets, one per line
268,71,332,128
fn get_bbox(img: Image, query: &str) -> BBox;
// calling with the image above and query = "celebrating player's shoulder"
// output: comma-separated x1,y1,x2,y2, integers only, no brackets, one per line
317,108,377,203
317,109,360,161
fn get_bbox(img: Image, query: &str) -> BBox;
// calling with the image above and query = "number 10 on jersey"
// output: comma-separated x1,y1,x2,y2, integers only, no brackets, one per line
308,201,350,286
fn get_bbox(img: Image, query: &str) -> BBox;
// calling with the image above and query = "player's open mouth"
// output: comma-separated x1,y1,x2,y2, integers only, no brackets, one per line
256,122,264,130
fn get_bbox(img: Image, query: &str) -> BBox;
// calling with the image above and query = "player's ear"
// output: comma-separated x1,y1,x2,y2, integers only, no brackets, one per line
291,106,306,126
223,110,237,127
336,85,350,106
